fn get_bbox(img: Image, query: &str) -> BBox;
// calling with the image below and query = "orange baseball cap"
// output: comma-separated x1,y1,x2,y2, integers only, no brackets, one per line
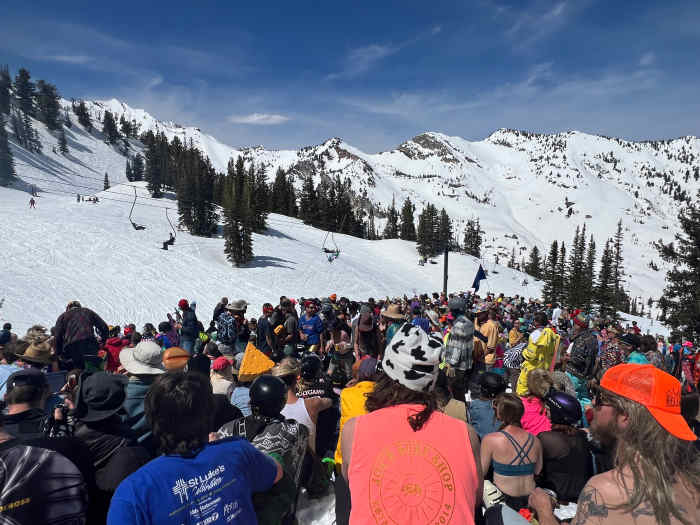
601,364,697,441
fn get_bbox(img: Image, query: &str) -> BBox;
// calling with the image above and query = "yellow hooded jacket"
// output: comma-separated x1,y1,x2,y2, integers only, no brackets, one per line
516,327,560,396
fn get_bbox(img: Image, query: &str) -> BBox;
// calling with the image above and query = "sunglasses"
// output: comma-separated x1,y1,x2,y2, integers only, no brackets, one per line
591,391,616,410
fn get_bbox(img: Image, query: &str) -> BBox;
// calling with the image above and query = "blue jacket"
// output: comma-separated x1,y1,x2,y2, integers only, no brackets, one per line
123,376,157,443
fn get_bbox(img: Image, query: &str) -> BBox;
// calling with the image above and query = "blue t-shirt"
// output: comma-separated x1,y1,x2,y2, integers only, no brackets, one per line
107,438,277,525
299,314,323,345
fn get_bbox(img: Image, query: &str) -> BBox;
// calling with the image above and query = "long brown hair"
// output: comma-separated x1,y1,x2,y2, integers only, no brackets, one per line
607,390,700,525
365,374,437,431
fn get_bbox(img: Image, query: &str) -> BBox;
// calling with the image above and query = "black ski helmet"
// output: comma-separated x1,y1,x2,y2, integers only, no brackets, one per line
545,390,582,426
479,372,506,399
300,354,322,381
249,375,287,417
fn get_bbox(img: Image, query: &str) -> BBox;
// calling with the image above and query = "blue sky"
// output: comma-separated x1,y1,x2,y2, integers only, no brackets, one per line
2,1,699,151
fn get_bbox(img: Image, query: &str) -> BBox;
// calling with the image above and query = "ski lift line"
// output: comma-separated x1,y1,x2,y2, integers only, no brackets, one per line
165,208,177,238
27,185,178,211
129,186,147,230
17,174,179,204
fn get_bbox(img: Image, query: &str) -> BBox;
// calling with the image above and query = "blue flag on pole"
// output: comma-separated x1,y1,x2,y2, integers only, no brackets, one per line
472,264,487,292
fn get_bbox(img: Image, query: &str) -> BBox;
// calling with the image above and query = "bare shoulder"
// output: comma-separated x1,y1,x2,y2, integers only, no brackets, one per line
572,478,611,525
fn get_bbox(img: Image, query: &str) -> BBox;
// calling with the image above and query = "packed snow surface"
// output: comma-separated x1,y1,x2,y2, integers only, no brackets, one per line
0,181,541,334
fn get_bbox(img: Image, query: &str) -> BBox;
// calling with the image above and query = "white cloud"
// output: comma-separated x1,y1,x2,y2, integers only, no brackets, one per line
40,54,94,64
327,44,400,80
145,75,163,90
228,113,290,125
639,51,656,66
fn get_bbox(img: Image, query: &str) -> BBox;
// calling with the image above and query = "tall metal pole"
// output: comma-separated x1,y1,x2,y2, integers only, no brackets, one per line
443,246,449,295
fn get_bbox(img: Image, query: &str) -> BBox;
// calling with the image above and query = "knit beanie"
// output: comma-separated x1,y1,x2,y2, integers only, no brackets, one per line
382,323,443,392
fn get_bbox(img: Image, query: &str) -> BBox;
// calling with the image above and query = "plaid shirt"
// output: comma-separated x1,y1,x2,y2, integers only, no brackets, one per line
54,307,109,354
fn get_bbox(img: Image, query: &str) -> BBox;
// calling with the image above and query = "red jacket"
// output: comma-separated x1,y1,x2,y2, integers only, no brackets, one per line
103,336,129,372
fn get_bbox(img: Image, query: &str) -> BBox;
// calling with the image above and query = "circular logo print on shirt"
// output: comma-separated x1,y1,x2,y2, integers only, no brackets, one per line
368,440,455,524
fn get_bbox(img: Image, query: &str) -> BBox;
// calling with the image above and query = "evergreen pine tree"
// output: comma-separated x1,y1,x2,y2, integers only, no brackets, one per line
119,115,132,137
383,195,400,239
251,163,269,233
508,247,516,269
222,160,244,266
102,110,120,144
131,153,144,181
0,65,12,115
416,206,432,258
73,101,92,131
299,174,318,224
437,208,452,252
63,107,72,128
596,239,616,318
525,245,543,279
566,225,588,307
145,134,163,197
104,173,110,190
10,107,40,153
542,241,559,303
583,235,597,310
463,218,483,258
555,242,567,305
125,157,133,181
0,113,16,186
367,205,377,240
656,192,700,339
612,219,627,311
13,68,35,116
399,197,417,241
222,156,255,265
35,80,61,130
271,167,288,214
58,126,68,155
286,173,297,217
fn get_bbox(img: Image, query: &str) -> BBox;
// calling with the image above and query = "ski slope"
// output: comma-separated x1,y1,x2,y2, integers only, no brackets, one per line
0,180,541,334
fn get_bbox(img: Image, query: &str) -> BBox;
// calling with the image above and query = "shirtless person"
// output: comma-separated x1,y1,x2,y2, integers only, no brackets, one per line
530,364,699,525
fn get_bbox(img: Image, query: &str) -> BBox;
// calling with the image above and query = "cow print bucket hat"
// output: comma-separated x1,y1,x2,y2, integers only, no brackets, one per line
382,323,443,392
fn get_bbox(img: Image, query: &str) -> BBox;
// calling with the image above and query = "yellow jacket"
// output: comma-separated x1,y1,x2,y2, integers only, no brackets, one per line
516,327,560,396
334,380,375,465
509,328,524,347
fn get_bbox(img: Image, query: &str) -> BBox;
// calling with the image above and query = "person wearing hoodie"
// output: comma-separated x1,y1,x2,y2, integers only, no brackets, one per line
516,312,560,396
154,322,174,350
177,298,198,353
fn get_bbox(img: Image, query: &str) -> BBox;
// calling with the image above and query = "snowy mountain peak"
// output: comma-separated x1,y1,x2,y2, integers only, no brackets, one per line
29,95,700,306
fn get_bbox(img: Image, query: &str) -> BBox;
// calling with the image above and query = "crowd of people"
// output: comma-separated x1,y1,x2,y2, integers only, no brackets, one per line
0,291,698,525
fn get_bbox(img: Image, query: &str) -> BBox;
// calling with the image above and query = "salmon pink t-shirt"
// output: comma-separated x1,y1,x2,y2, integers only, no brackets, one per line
348,404,478,525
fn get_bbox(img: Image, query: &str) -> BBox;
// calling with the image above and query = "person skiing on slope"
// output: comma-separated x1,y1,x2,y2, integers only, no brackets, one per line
29,197,36,209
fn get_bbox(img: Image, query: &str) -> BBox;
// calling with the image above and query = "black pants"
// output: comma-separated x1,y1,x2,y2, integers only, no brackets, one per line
315,405,340,456
334,467,351,525
60,339,99,370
